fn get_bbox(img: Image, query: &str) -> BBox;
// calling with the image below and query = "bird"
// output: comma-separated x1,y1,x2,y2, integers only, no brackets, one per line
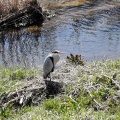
43,50,65,81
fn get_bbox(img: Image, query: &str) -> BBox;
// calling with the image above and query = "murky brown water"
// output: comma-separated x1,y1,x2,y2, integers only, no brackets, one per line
0,0,120,67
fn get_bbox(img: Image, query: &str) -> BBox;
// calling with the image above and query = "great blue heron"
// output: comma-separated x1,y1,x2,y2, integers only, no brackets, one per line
43,50,65,80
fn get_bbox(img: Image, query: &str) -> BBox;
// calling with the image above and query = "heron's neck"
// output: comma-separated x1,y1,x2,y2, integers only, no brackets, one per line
49,53,60,64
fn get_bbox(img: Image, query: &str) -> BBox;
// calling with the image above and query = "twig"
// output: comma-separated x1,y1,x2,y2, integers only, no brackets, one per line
112,79,120,89
86,88,104,110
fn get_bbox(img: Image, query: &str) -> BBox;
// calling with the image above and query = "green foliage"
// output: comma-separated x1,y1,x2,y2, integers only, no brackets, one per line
9,69,27,80
77,96,91,108
0,67,42,94
43,97,74,113
43,95,92,114
43,99,61,111
0,67,42,81
0,68,11,78
0,60,120,119
106,60,120,69
77,60,120,112
0,104,13,119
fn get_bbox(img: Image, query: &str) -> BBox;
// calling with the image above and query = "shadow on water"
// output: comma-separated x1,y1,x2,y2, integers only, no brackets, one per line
0,0,120,67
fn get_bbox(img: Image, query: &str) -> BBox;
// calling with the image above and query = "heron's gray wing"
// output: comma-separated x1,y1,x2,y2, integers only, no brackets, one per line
43,57,54,78
49,57,54,72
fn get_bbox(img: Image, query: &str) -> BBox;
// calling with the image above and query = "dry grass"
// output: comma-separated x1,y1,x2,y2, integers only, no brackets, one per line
0,0,38,15
0,59,120,119
0,0,43,30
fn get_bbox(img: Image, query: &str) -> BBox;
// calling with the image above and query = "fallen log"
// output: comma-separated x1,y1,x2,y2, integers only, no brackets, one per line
0,0,44,30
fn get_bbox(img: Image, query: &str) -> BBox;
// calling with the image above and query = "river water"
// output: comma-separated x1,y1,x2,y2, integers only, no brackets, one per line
0,0,120,67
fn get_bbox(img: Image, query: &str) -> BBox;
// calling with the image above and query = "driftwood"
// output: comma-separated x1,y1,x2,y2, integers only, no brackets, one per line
0,0,44,30
0,79,64,108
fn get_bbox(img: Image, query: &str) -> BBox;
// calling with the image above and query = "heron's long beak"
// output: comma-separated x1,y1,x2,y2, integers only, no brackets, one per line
59,51,65,54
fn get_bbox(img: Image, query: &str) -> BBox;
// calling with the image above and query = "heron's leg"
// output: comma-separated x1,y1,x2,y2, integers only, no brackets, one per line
50,76,51,81
48,74,51,81
49,74,52,81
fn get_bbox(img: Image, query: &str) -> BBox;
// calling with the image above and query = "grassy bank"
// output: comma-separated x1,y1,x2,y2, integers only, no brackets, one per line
0,60,120,120
0,67,42,94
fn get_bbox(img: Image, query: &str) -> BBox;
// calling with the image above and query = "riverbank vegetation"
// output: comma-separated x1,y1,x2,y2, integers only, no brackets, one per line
0,0,44,30
0,59,120,119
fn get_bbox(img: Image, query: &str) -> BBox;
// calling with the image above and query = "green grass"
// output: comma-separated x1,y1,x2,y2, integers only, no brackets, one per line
3,100,120,120
0,60,120,120
0,67,42,94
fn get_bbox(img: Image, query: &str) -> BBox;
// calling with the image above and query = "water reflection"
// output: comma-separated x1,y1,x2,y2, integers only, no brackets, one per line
0,26,59,67
0,0,120,67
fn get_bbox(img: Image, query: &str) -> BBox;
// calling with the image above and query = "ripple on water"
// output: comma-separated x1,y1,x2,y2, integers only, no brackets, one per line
0,0,120,67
